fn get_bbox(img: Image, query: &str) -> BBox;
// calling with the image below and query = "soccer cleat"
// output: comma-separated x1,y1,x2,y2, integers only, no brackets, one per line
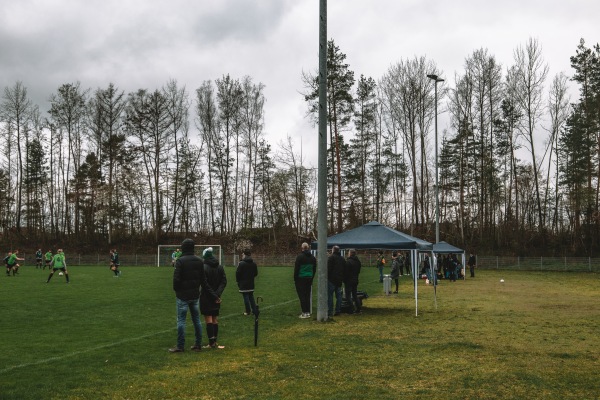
168,347,184,353
190,345,202,352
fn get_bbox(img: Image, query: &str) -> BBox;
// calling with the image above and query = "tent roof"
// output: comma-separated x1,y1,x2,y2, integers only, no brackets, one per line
311,221,432,251
432,241,464,254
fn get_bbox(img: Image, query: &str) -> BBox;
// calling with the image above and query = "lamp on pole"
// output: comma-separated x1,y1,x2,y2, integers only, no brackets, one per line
427,74,444,244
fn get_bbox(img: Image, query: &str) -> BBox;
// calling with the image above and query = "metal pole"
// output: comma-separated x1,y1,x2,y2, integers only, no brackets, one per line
316,0,328,322
434,82,439,244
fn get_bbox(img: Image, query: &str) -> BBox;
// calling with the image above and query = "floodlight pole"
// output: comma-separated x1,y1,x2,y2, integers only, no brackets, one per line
427,74,444,244
316,0,328,322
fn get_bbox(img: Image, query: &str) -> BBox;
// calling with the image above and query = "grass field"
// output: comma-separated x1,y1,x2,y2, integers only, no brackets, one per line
0,264,598,400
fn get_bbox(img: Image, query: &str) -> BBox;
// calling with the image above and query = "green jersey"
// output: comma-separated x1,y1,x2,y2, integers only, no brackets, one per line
175,251,182,259
7,254,18,266
36,250,42,259
52,253,66,268
45,252,53,261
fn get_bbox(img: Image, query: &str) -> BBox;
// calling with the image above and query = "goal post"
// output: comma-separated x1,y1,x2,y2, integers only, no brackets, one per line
157,244,222,267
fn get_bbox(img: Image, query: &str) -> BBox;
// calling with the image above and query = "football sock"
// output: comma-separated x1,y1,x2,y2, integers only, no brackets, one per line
206,323,214,344
213,324,219,342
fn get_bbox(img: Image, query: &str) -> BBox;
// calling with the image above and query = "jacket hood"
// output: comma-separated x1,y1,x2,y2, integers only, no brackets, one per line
204,255,219,267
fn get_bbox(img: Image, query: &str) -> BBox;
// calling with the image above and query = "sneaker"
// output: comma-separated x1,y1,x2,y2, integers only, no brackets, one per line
202,343,216,349
190,345,202,352
243,312,250,316
168,347,184,353
299,313,311,319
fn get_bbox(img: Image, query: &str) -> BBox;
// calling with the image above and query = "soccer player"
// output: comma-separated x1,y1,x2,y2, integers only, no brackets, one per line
110,249,121,277
4,251,13,276
171,249,178,268
44,250,53,270
46,249,69,283
35,248,43,269
7,250,24,276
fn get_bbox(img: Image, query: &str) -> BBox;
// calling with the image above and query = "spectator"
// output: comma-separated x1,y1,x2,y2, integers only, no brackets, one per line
294,242,316,319
169,239,220,353
236,249,258,316
344,249,362,314
327,245,345,318
200,247,227,349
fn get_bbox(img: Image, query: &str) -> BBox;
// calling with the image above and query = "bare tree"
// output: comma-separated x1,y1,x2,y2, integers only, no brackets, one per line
545,72,571,232
512,38,549,230
1,81,32,232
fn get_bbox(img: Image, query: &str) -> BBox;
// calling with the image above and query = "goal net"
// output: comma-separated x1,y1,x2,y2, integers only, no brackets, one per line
157,244,222,267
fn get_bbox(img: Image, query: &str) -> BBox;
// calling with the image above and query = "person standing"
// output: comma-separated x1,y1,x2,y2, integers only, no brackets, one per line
46,249,69,283
171,249,178,268
236,249,258,316
35,249,43,269
110,249,121,277
169,239,220,353
344,249,362,314
390,251,400,294
200,247,227,349
327,245,345,318
376,251,386,283
44,250,53,270
468,253,476,278
404,251,411,276
294,242,316,319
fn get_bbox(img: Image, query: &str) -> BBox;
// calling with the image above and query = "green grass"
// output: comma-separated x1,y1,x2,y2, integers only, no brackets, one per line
0,265,598,399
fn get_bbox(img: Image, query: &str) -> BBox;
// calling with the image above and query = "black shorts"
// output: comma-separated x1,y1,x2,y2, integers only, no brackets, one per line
36,258,42,262
45,260,51,265
52,267,66,272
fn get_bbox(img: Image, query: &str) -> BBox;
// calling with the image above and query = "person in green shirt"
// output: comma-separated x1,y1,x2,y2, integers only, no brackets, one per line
7,250,24,276
35,248,43,269
110,249,121,277
44,250,53,270
46,249,69,283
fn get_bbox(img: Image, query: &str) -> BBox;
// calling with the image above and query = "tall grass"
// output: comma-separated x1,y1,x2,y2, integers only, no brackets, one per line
0,264,598,399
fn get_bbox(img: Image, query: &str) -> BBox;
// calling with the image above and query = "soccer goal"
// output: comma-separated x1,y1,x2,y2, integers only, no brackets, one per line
157,244,222,267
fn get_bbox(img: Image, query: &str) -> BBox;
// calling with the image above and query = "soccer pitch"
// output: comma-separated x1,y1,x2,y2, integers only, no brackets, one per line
1,265,598,399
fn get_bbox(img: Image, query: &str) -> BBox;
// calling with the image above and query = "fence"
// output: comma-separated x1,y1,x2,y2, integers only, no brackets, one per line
476,256,600,273
14,252,600,272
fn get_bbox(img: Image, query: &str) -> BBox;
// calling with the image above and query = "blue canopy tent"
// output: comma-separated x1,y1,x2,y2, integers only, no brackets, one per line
432,241,466,280
311,221,433,316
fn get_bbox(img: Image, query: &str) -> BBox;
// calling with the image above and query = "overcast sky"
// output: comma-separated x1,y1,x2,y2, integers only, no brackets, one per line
1,0,598,165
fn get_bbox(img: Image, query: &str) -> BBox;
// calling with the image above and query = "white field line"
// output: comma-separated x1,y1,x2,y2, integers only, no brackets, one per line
0,298,298,374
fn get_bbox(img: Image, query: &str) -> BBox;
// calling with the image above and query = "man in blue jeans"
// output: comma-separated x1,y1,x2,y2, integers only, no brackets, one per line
170,239,220,353
327,246,346,318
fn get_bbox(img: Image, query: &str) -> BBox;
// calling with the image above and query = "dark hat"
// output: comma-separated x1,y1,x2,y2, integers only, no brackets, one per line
181,238,195,253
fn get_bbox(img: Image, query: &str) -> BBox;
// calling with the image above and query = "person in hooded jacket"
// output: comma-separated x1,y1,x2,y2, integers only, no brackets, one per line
327,245,346,318
170,239,220,353
200,247,227,349
344,249,362,314
236,249,258,316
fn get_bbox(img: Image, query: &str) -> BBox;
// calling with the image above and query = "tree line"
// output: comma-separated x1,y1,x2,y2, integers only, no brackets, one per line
1,37,599,255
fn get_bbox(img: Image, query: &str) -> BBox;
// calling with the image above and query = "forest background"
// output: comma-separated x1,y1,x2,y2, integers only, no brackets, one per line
1,38,599,257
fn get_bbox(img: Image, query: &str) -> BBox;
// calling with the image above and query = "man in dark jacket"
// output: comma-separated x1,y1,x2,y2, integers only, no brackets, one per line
344,249,362,314
327,245,346,317
200,247,227,349
294,242,316,319
236,249,258,316
170,239,220,353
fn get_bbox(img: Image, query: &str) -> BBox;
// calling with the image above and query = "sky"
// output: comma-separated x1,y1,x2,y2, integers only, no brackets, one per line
1,0,598,166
